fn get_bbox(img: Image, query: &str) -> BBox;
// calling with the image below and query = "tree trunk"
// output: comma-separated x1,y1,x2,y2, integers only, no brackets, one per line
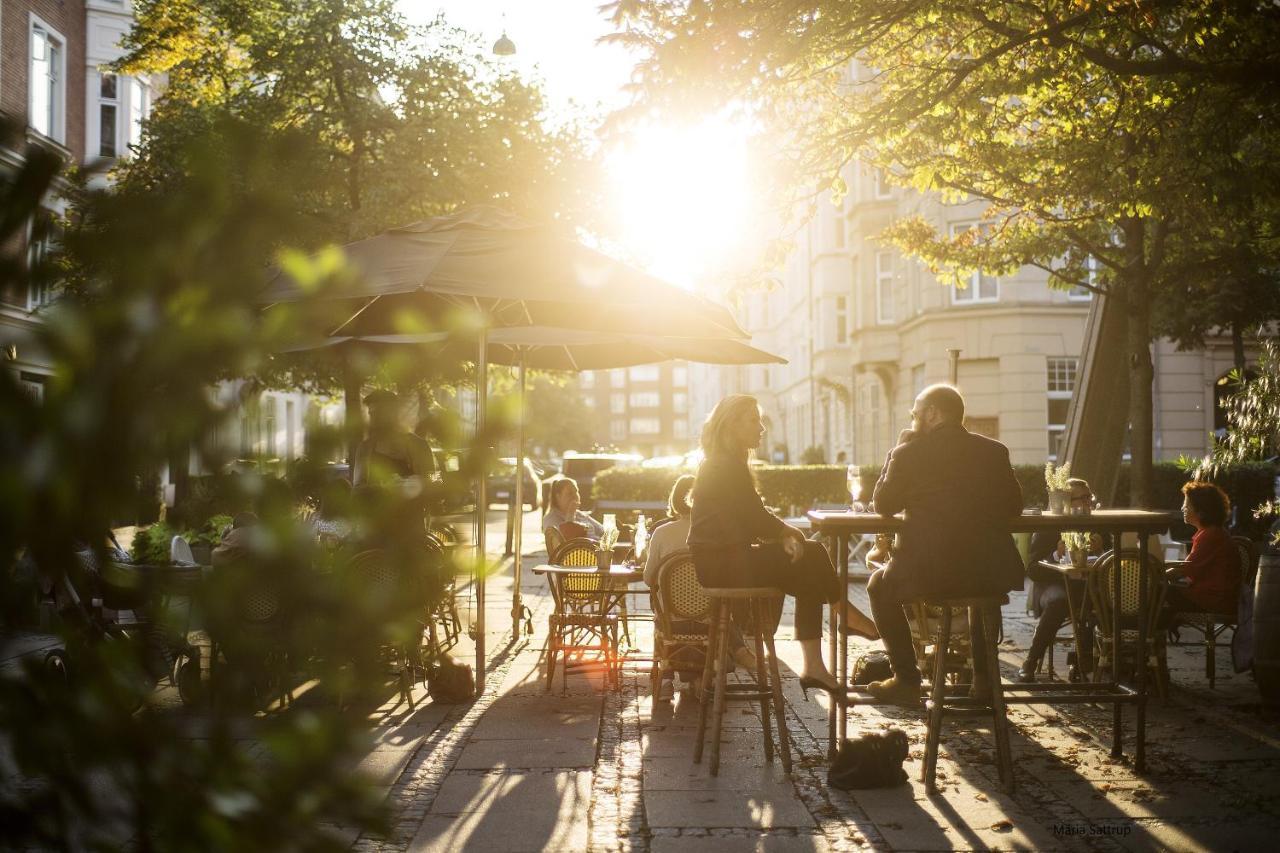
1122,219,1155,509
1232,317,1247,376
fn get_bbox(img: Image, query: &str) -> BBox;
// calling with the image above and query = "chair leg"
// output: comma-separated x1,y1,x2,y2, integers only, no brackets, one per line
1207,620,1216,689
752,602,775,764
761,603,793,775
693,601,722,765
983,607,1015,794
923,607,951,794
545,617,558,693
708,600,733,777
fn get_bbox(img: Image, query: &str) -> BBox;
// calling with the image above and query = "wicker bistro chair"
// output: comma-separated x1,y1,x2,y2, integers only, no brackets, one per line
208,575,293,709
348,548,430,709
1166,535,1256,688
1088,549,1169,699
651,550,712,698
866,558,975,684
545,538,622,692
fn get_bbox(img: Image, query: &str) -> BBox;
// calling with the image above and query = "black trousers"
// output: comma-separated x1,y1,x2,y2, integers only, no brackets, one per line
1026,578,1093,669
691,541,841,641
866,566,995,684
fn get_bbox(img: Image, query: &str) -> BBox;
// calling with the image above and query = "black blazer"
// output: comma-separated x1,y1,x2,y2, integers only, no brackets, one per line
872,422,1024,598
688,454,788,548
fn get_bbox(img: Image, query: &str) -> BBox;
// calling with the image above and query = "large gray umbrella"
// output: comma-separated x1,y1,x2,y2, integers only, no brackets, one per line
295,328,787,635
263,207,755,694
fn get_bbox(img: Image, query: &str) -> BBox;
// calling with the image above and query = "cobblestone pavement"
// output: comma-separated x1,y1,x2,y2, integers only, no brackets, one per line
291,512,1280,850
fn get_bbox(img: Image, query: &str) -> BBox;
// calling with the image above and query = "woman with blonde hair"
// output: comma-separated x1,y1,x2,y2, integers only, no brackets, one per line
688,394,878,702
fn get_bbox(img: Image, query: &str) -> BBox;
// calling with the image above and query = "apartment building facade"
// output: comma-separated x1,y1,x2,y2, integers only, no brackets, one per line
1,1,317,479
577,362,692,458
694,160,1252,469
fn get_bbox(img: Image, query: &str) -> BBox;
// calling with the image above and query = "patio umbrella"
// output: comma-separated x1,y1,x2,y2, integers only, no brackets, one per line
262,206,753,694
291,329,787,635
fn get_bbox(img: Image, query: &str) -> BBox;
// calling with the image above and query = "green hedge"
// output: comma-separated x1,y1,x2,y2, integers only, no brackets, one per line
593,460,1278,538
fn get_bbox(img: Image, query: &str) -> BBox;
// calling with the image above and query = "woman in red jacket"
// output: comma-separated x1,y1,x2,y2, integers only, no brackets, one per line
1165,481,1241,614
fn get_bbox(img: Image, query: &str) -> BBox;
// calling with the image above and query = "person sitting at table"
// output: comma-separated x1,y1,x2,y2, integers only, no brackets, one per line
212,512,260,569
864,384,1025,705
1019,478,1102,682
689,394,878,704
1165,481,1241,615
645,473,756,683
543,477,605,554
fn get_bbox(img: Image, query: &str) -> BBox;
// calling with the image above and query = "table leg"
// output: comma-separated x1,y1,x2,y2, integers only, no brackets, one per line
825,532,839,760
1136,531,1148,772
838,531,849,746
1111,532,1123,758
1064,578,1084,683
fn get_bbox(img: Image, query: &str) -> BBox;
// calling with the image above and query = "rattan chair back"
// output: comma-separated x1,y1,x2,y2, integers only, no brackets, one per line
656,550,710,624
1090,548,1165,637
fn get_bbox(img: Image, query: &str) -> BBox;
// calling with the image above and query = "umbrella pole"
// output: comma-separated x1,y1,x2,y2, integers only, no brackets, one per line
475,327,488,696
512,350,527,637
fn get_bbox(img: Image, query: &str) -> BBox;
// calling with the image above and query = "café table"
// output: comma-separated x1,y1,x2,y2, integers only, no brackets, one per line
532,562,646,688
808,508,1178,772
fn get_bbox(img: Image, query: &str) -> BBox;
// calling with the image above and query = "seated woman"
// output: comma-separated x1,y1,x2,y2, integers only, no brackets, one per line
1165,481,1241,615
689,394,878,703
1019,478,1102,682
542,477,605,554
645,474,754,682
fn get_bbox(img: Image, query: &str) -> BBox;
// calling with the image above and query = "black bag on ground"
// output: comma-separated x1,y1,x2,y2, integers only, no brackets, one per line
428,655,475,703
828,729,910,790
850,650,893,686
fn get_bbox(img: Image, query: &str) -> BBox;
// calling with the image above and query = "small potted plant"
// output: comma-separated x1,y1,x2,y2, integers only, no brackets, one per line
1044,461,1073,514
596,527,619,572
1062,531,1091,568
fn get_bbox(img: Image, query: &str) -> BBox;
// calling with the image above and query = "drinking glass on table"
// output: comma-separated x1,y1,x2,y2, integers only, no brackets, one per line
847,464,861,510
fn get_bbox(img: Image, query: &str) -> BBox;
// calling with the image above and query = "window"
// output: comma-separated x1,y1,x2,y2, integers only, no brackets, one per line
128,78,149,150
672,366,688,386
579,371,594,389
629,364,660,382
610,393,625,414
18,372,46,404
1069,256,1096,301
610,369,626,388
27,208,61,308
29,21,65,142
873,167,892,200
948,223,999,303
835,296,848,344
629,391,660,408
98,74,118,158
1046,357,1079,461
672,392,687,414
610,419,626,441
630,417,661,435
875,251,895,323
911,364,926,396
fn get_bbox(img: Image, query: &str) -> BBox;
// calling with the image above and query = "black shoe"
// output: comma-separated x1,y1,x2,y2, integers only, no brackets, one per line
799,676,850,705
1016,666,1037,684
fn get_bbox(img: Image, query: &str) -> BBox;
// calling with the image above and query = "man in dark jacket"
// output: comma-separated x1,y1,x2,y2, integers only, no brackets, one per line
865,384,1024,704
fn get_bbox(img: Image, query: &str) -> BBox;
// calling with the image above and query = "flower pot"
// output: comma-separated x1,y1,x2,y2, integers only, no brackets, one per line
1070,548,1088,569
1047,489,1071,514
595,550,612,572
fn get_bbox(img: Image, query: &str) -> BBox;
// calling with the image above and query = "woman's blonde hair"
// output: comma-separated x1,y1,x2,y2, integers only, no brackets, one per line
700,394,759,459
667,474,695,517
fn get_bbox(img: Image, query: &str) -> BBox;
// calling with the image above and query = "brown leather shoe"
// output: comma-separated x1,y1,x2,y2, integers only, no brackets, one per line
866,676,922,706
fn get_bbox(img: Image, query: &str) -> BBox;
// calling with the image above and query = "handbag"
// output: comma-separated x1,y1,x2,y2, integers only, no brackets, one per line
850,649,893,686
428,654,475,703
827,728,910,790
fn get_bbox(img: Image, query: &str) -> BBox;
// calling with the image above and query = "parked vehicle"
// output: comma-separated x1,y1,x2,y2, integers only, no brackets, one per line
557,451,643,511
491,458,543,512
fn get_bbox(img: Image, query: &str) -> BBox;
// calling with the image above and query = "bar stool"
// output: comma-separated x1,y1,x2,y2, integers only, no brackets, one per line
693,587,792,777
921,595,1014,794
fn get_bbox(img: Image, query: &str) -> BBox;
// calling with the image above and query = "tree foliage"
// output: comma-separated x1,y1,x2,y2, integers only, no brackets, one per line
609,0,1280,505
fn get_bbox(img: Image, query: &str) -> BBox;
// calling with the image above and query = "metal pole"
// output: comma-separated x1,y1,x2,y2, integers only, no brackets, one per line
474,326,488,695
947,348,961,386
512,350,527,636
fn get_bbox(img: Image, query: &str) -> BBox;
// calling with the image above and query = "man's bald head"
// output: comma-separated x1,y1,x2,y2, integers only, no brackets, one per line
916,384,965,426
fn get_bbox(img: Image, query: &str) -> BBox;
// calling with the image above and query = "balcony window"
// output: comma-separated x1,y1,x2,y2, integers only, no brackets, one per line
99,74,118,157
30,22,65,143
875,251,895,323
948,222,999,303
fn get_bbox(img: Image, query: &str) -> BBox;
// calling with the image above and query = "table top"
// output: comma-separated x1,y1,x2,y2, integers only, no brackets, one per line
532,563,645,583
807,508,1179,534
1037,557,1098,580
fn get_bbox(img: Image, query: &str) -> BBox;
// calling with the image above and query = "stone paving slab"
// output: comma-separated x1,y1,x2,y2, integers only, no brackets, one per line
645,789,817,830
642,754,793,791
429,769,592,816
648,831,832,852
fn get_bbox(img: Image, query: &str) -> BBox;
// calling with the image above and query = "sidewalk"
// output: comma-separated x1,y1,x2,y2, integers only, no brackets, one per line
328,510,1280,851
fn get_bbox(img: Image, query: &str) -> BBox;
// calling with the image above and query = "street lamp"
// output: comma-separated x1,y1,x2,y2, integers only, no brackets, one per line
492,31,516,55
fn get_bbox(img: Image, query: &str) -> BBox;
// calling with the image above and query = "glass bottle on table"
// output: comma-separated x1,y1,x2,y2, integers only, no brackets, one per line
634,514,648,562
847,464,862,511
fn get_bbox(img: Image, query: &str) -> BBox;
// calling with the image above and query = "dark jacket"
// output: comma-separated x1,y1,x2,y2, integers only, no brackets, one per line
688,454,788,548
872,422,1024,598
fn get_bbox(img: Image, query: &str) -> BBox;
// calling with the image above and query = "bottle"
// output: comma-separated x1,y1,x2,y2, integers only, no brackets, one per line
634,514,648,560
